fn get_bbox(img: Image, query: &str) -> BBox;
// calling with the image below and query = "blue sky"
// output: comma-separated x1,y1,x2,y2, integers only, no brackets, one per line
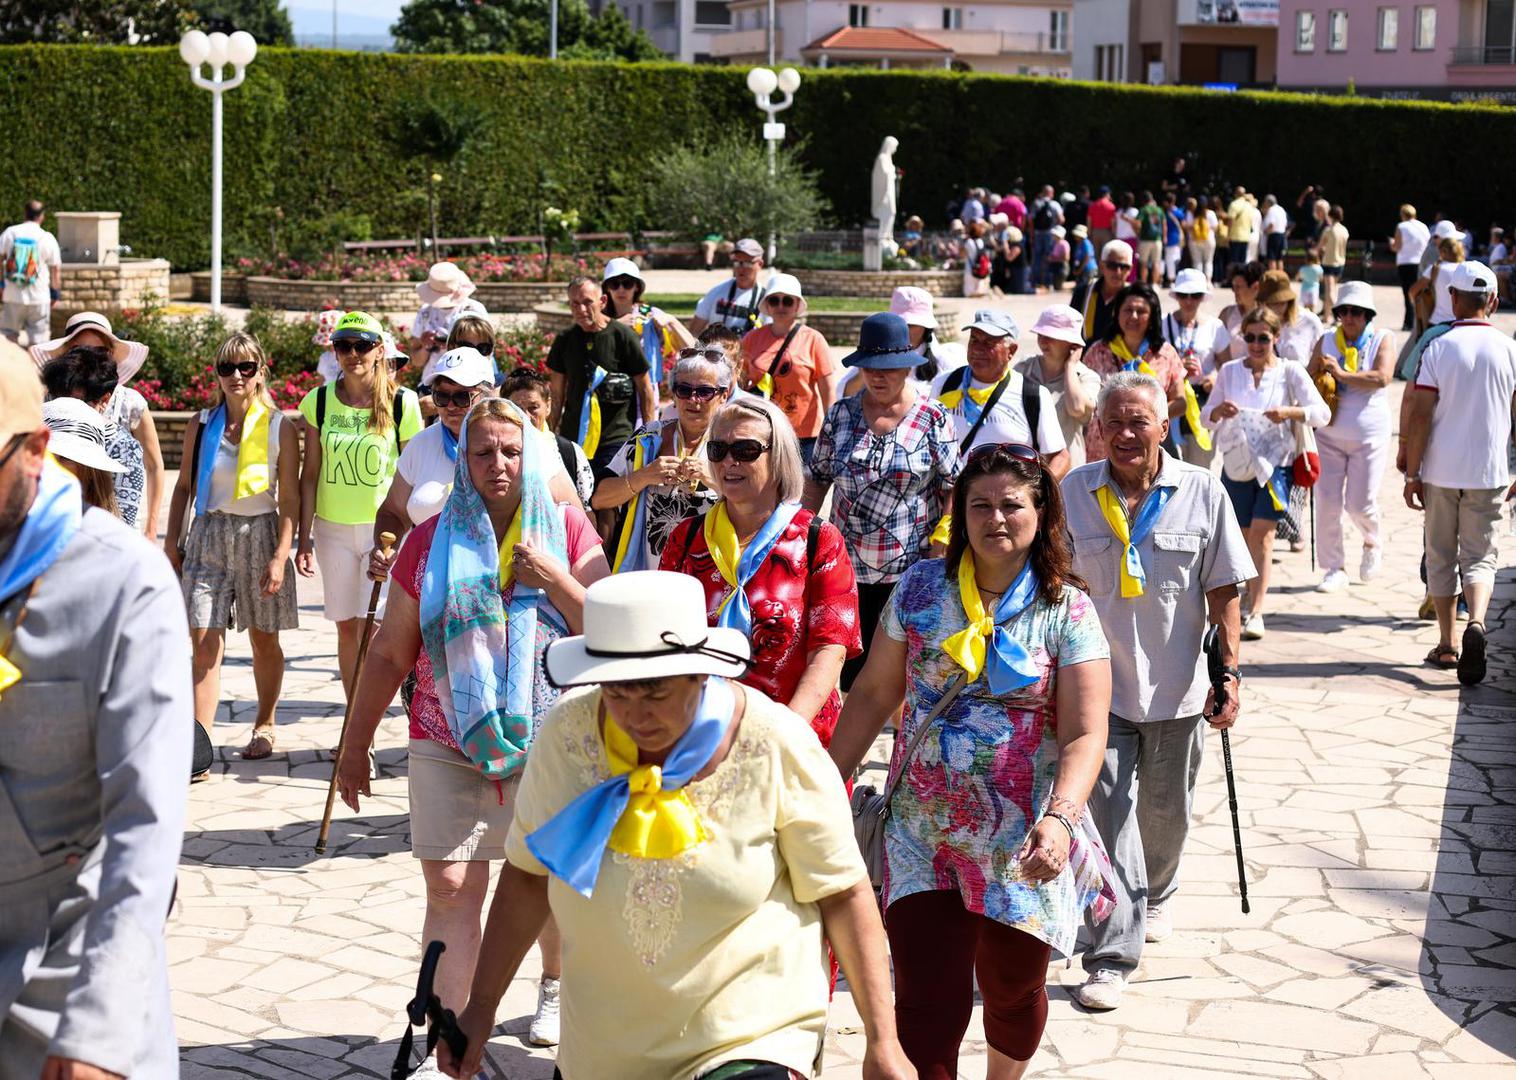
288,1,408,40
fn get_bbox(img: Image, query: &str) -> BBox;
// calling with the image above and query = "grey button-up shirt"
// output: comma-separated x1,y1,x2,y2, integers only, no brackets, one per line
1061,454,1254,723
0,508,190,1078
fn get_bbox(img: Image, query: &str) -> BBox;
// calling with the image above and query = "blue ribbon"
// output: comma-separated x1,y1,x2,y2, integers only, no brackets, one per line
640,314,663,386
440,422,459,463
577,368,609,448
525,678,733,897
611,427,664,574
0,462,82,604
984,560,1044,696
193,404,227,518
1121,484,1175,593
716,501,801,637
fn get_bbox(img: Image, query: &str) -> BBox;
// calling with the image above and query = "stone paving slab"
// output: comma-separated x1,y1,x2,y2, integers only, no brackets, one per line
169,315,1516,1076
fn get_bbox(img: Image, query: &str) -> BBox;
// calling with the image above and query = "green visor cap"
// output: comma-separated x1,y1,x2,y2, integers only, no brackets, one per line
331,310,384,343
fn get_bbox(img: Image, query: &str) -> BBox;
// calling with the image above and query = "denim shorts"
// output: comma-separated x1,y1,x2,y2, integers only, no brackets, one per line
1221,466,1291,529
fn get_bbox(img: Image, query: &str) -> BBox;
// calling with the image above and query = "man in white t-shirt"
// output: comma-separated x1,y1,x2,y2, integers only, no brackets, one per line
1390,204,1431,331
1403,261,1516,686
930,309,1070,479
1261,195,1289,270
0,200,63,346
688,238,772,335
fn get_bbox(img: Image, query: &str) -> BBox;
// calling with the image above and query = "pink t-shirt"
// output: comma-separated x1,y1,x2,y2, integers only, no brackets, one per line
393,504,602,744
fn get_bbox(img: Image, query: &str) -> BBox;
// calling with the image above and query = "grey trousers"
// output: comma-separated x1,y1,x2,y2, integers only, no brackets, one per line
1082,713,1206,976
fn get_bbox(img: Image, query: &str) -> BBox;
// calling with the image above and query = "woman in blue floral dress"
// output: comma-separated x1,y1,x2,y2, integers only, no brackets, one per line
831,442,1116,1080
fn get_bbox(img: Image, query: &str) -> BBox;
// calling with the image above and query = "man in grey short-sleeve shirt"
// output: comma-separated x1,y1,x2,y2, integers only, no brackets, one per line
1060,372,1253,1011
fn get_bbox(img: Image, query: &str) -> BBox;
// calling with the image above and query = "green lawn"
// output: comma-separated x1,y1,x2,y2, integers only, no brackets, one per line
644,294,887,314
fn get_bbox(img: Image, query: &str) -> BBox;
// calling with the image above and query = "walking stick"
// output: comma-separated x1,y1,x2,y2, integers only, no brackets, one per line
1204,625,1251,915
1309,487,1317,572
392,940,467,1079
315,531,396,856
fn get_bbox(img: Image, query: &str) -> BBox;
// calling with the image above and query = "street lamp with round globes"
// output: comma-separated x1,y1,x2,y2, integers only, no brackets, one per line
746,66,800,262
777,67,802,95
746,66,779,97
180,28,258,313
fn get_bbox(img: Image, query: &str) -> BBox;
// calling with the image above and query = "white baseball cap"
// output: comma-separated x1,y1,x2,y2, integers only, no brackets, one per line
601,257,644,284
423,346,496,389
1447,260,1497,294
1171,268,1209,296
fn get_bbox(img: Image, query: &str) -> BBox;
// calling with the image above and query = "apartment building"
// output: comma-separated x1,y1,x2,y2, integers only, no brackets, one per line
614,0,736,62
1072,0,1278,85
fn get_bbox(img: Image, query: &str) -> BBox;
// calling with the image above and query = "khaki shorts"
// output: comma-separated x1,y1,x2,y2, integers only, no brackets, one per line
1423,482,1505,597
407,737,520,862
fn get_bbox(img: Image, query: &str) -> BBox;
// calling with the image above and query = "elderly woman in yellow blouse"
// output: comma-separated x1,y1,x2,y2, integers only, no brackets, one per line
440,571,914,1080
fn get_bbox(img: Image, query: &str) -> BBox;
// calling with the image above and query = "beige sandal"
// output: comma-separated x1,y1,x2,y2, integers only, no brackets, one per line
241,728,276,760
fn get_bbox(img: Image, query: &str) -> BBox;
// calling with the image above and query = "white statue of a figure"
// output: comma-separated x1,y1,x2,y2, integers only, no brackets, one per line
871,136,899,255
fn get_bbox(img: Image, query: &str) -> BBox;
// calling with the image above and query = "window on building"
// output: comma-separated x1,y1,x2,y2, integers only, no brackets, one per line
942,7,963,28
849,3,869,27
694,0,730,24
1414,5,1436,47
1296,10,1316,50
1485,0,1513,52
1377,6,1398,48
1050,10,1069,50
1094,43,1125,81
1327,9,1348,50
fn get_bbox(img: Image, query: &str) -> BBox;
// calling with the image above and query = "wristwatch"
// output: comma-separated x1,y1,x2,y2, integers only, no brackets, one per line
1221,667,1242,683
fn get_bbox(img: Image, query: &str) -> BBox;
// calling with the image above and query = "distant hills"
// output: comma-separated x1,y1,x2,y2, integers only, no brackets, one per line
288,3,396,51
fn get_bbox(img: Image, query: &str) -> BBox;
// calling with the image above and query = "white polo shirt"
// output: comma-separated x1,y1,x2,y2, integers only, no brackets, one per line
929,365,1067,455
1415,320,1516,490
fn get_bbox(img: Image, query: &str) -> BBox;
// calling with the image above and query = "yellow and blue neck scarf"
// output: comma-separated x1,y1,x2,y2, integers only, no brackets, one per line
938,369,1007,426
195,399,273,515
705,499,801,636
578,367,609,457
1335,323,1374,372
610,426,666,574
1096,479,1175,598
940,552,1042,694
0,461,83,700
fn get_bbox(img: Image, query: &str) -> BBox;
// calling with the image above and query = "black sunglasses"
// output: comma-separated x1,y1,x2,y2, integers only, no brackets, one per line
605,276,639,291
967,441,1041,467
431,388,481,409
0,433,26,472
673,382,722,402
216,360,259,378
767,295,798,309
1242,332,1273,344
333,338,378,355
456,338,495,356
1104,260,1132,271
1335,306,1371,319
706,438,770,463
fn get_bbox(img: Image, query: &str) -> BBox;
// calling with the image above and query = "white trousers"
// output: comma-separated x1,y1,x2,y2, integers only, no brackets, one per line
1315,428,1389,572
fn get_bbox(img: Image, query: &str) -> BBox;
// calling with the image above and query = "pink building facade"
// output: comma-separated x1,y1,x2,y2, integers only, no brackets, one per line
1276,0,1516,100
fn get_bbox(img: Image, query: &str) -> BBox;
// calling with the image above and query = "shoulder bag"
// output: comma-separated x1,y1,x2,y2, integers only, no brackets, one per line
1288,367,1321,488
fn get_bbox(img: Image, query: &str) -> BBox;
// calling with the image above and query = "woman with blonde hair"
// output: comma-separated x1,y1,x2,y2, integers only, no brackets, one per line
164,331,301,764
297,310,424,702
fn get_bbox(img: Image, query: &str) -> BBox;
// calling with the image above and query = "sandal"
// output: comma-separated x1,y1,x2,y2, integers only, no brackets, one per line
1425,645,1460,670
241,728,276,760
1459,622,1488,686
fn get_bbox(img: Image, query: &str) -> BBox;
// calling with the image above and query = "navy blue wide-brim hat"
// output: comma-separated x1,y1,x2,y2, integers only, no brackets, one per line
842,312,922,370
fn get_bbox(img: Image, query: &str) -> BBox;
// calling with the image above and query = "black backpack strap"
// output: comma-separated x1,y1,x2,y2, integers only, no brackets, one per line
958,373,1012,454
392,388,406,432
806,514,822,571
556,435,578,481
1021,379,1041,454
316,383,328,431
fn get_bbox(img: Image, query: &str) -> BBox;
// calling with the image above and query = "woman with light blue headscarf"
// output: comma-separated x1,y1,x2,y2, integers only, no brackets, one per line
337,396,609,1060
829,443,1115,1080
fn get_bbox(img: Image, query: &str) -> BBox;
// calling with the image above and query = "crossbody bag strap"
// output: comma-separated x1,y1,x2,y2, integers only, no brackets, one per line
959,374,1013,454
877,670,970,805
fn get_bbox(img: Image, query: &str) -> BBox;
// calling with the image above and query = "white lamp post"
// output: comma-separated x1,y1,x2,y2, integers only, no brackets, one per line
746,66,801,264
180,29,258,314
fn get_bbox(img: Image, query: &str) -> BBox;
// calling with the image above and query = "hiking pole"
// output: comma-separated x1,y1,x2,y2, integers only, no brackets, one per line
1204,625,1250,915
1309,488,1317,573
316,531,396,856
392,941,467,1080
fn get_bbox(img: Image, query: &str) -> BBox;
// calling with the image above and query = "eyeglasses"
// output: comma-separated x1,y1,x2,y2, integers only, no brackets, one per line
1242,332,1274,344
0,433,26,473
767,295,798,309
605,276,639,291
431,388,481,409
456,338,495,356
673,382,722,402
731,257,758,267
333,339,378,356
1103,260,1132,271
216,360,259,378
678,347,727,362
1335,306,1371,319
706,438,770,463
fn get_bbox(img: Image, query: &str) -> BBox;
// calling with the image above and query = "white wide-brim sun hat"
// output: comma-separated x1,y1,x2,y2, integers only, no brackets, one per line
544,571,750,688
42,398,126,474
30,311,150,385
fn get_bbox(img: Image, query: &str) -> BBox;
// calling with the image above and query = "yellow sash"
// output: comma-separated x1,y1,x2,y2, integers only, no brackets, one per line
234,398,273,499
0,655,18,700
1096,485,1144,598
703,500,743,621
937,381,998,412
583,397,603,458
604,715,709,858
497,508,523,590
1335,326,1361,372
940,551,996,680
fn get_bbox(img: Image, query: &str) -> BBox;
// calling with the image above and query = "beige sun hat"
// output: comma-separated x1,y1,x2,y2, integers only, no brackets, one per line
416,262,477,308
29,311,150,385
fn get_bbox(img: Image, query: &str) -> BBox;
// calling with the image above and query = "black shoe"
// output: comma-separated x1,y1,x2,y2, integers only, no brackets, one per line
1459,622,1488,686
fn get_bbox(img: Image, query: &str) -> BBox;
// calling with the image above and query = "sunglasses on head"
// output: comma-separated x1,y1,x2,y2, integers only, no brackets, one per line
216,360,259,378
431,388,481,409
706,438,770,463
605,276,639,291
678,347,727,362
1335,306,1371,319
767,295,798,309
333,338,378,356
1242,332,1273,344
967,441,1041,467
1104,260,1132,271
673,382,722,402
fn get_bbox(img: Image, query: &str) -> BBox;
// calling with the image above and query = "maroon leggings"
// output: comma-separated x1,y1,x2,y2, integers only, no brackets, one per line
885,889,1052,1077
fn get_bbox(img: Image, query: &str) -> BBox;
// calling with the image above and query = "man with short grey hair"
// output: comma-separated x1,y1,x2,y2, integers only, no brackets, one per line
1061,370,1254,1011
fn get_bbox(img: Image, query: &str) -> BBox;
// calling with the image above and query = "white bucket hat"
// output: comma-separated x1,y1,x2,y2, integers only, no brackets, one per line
544,572,750,687
30,311,150,386
763,272,807,317
416,262,477,308
1170,268,1209,297
41,398,125,474
1331,280,1377,314
601,257,645,284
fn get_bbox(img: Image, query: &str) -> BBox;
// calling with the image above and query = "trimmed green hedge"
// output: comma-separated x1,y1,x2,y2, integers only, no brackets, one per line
2,44,1511,269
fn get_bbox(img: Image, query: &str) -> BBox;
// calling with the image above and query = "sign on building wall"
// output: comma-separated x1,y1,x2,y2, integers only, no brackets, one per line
1195,0,1279,25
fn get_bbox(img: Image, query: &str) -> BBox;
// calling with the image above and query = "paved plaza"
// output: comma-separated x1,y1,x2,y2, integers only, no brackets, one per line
169,283,1516,1078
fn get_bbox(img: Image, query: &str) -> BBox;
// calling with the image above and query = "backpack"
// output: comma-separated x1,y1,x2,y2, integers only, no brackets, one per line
1139,205,1163,242
4,235,40,288
1033,199,1058,232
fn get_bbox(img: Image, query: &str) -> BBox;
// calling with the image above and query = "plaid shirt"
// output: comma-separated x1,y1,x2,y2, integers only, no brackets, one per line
811,395,960,584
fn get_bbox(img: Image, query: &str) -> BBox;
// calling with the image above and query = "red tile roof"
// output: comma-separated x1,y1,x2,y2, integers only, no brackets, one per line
802,26,953,54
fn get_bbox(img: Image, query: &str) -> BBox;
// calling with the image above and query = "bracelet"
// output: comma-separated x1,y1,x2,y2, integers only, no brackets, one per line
1046,792,1083,823
1042,810,1077,843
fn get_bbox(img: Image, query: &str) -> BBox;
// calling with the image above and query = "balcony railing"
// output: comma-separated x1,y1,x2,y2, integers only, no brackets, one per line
926,29,1070,55
1451,45,1516,65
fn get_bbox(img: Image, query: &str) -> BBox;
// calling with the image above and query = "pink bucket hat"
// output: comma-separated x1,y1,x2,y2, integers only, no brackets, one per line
889,286,937,330
1029,304,1086,348
416,261,477,308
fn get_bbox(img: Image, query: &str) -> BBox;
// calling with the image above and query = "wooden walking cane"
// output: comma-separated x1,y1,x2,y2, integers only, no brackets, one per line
1204,624,1251,915
315,531,397,856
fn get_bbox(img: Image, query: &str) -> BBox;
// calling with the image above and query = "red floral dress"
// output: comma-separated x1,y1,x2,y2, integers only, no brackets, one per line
659,507,862,745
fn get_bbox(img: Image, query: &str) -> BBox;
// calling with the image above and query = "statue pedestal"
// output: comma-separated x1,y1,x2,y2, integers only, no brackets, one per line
862,226,882,272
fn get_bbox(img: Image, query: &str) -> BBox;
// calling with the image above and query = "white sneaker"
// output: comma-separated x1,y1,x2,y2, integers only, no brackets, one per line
1076,969,1127,1010
1145,902,1173,943
1359,545,1382,582
406,1056,446,1079
1242,612,1266,641
527,976,561,1047
1315,569,1349,593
